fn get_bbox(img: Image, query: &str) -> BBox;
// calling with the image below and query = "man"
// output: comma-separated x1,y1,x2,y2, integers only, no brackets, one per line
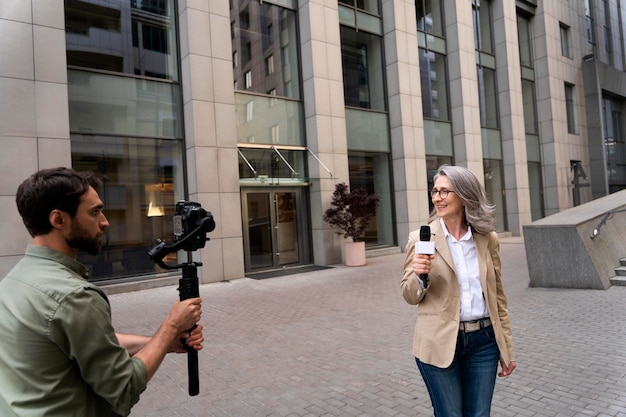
0,167,204,416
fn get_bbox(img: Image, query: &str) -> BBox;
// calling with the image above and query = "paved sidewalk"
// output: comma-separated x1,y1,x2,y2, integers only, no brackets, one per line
110,237,626,416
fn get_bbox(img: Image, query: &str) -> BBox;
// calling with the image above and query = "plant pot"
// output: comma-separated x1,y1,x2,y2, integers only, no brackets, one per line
344,241,366,266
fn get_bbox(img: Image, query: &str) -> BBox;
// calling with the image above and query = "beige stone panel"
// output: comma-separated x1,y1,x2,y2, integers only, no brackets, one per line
218,192,243,238
212,59,235,105
38,137,71,170
35,81,70,139
187,54,214,102
178,8,190,59
0,0,31,23
184,100,216,148
33,25,66,83
0,255,25,282
221,237,245,280
0,78,36,138
0,195,30,258
208,13,231,61
217,149,239,194
0,20,33,80
197,238,224,283
32,0,64,29
186,0,209,13
186,8,211,57
214,103,236,148
194,147,220,194
0,137,38,195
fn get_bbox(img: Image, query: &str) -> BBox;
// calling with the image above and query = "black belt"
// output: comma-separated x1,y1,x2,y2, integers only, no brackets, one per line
459,317,491,333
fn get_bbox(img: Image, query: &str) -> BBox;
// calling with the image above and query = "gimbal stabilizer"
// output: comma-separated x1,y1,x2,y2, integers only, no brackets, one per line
148,201,215,396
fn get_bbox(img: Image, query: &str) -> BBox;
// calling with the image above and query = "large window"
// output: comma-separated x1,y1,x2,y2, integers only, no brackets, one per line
474,0,506,232
341,27,385,111
72,136,184,280
518,13,545,220
565,83,578,134
66,0,178,80
232,1,304,147
603,97,626,192
66,0,184,281
419,49,449,120
416,0,444,37
560,23,571,58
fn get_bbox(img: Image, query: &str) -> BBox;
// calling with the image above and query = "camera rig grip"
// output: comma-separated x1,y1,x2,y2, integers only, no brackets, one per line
179,263,200,396
148,201,215,397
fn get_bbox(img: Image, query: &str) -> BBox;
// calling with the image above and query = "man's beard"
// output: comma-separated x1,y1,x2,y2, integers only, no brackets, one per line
67,225,102,256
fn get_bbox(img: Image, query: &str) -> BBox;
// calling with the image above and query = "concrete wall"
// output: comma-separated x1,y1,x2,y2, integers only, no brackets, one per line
523,190,626,289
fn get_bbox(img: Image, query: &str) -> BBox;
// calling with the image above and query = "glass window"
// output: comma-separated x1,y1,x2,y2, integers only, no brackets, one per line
341,26,386,111
472,0,493,54
517,15,533,68
65,0,179,80
339,0,380,16
483,159,506,232
477,67,499,129
231,2,301,99
560,23,571,58
348,152,394,247
238,148,306,183
585,0,595,44
235,93,305,146
522,79,537,134
72,135,184,281
565,83,577,134
67,69,183,139
419,48,449,120
416,0,444,37
603,97,626,192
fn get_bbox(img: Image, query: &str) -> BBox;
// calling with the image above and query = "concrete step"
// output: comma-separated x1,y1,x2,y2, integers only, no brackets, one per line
620,258,626,267
610,275,626,286
615,266,626,277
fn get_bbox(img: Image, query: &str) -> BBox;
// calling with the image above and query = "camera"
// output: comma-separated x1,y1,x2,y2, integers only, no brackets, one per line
148,200,215,268
173,201,216,252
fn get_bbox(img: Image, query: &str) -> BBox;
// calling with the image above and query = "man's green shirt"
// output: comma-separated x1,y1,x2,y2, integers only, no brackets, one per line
0,245,147,416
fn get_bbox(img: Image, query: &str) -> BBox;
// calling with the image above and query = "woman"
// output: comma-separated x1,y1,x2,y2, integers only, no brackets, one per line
401,165,516,417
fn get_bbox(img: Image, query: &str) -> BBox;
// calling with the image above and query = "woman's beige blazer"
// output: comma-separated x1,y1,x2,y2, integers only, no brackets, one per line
401,220,515,368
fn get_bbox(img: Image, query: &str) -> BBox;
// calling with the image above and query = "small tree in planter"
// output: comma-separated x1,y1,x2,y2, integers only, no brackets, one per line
324,182,380,266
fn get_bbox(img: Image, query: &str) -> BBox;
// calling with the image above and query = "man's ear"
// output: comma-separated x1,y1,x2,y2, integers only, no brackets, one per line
49,209,67,229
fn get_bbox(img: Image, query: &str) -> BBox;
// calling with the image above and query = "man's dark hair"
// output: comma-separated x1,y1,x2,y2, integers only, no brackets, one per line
16,167,103,237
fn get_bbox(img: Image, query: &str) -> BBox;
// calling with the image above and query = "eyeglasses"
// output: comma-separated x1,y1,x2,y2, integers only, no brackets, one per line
430,188,455,198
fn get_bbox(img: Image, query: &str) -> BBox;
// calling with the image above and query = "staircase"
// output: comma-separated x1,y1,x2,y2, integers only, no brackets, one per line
610,258,626,286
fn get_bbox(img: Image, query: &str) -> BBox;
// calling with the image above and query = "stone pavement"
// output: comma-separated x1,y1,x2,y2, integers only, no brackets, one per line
109,237,626,417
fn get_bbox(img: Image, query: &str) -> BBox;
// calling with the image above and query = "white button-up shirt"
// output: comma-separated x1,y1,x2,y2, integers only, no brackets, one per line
440,218,489,321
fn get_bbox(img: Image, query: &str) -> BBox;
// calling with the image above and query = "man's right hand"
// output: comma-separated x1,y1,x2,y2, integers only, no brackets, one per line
168,297,202,333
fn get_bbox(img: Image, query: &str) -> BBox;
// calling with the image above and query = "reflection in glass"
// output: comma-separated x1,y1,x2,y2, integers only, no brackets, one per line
349,152,394,247
341,26,385,111
231,2,300,99
72,135,184,281
416,0,444,37
68,69,182,139
65,0,178,80
419,49,449,120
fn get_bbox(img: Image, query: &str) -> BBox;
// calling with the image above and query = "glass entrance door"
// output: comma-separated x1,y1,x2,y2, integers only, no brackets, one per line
242,188,305,271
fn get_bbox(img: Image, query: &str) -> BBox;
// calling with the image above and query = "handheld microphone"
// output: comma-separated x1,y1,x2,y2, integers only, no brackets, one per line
415,225,435,286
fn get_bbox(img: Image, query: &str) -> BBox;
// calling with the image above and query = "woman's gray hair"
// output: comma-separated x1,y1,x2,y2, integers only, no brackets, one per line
430,165,496,234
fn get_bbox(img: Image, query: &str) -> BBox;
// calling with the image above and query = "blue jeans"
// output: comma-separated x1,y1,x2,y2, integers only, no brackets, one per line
416,325,500,417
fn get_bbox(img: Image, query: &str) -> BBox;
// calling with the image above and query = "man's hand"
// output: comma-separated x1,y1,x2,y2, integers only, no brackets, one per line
167,297,202,333
170,325,204,353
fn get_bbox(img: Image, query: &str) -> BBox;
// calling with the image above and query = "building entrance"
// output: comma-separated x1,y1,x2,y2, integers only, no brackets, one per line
241,188,308,272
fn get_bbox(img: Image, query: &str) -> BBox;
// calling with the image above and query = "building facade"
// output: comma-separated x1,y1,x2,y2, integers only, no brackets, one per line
0,0,623,286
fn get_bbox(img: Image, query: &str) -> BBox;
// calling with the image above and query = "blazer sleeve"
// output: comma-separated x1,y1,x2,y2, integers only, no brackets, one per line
401,231,426,305
489,233,515,364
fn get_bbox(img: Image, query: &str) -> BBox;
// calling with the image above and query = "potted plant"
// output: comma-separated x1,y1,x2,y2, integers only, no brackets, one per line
323,182,380,266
